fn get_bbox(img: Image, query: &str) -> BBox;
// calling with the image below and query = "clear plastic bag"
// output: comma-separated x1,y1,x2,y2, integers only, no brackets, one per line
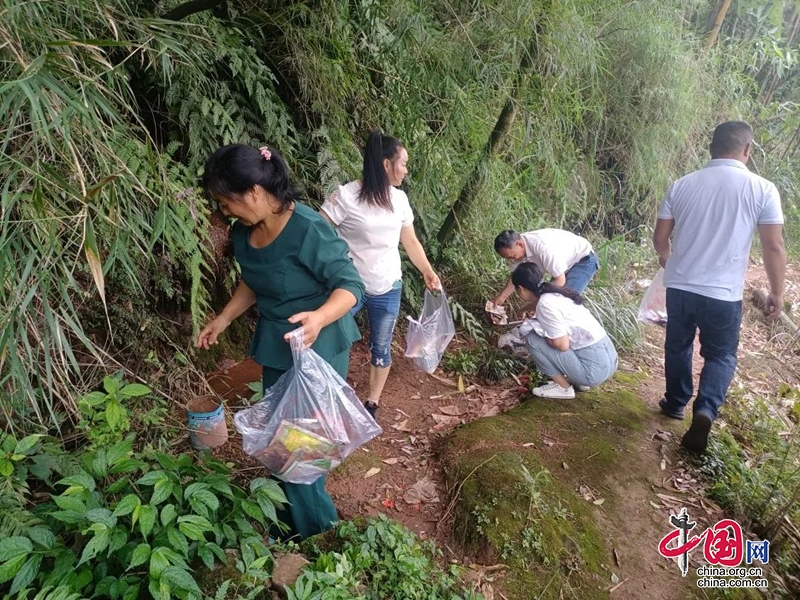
638,268,668,325
233,329,382,484
405,288,456,373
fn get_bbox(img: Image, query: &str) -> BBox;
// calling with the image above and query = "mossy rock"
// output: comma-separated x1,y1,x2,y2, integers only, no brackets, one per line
439,374,648,599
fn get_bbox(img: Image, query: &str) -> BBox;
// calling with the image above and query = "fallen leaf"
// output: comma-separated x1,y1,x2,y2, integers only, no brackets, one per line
382,457,399,465
432,414,461,425
613,548,621,567
650,501,662,509
403,477,440,505
660,458,666,471
429,373,458,387
364,468,381,479
593,498,605,506
522,443,536,448
611,572,620,585
562,462,569,470
395,408,411,417
439,405,466,416
579,485,594,501
381,498,396,509
653,431,671,442
458,375,465,392
392,419,411,432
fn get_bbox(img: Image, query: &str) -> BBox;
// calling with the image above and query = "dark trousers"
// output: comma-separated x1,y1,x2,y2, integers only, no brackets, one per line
663,288,742,420
261,350,349,540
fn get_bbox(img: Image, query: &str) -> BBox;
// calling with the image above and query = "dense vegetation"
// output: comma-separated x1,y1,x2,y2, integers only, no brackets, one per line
2,0,799,596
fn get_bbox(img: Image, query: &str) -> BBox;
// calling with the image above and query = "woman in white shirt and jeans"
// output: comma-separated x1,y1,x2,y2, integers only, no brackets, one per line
321,129,440,416
512,263,618,399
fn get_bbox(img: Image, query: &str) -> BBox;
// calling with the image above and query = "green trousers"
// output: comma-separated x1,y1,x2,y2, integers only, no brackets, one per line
261,350,348,540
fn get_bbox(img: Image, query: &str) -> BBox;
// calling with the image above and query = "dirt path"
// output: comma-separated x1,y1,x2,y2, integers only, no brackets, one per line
206,263,799,599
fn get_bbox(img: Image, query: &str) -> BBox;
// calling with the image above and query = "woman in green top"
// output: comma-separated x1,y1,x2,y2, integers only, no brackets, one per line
196,144,365,539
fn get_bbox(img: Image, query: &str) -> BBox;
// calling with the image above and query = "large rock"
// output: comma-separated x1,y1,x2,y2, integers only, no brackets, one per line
271,553,310,594
439,373,649,599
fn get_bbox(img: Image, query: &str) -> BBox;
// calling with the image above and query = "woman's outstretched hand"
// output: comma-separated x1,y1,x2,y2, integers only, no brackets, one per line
196,315,230,349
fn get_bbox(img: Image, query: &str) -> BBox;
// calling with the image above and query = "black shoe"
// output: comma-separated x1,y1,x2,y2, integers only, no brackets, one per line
681,412,713,453
659,398,685,420
364,401,379,418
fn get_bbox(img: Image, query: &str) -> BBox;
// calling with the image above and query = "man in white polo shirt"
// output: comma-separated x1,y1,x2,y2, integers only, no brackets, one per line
653,121,786,453
491,228,598,306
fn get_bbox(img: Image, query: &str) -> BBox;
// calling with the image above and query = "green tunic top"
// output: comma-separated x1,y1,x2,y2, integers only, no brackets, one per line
232,202,364,371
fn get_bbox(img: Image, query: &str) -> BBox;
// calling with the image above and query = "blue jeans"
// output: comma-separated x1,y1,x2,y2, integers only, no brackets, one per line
565,252,599,293
526,334,618,387
351,281,402,367
663,288,742,420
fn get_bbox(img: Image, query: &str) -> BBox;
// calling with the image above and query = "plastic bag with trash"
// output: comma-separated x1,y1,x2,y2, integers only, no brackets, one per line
638,268,668,326
233,328,382,484
405,288,456,374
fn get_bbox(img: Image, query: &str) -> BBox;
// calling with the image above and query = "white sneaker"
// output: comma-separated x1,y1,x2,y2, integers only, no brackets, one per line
575,385,591,392
532,382,575,399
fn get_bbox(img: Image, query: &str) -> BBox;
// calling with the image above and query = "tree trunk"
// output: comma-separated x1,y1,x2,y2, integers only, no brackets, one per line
704,0,733,48
436,36,537,246
435,101,519,245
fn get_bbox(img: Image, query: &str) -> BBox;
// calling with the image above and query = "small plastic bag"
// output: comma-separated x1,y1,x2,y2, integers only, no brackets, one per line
638,268,668,326
405,288,456,374
233,329,382,484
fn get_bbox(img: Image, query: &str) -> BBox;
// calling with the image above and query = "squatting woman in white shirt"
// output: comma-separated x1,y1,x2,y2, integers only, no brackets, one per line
513,263,618,399
321,129,440,417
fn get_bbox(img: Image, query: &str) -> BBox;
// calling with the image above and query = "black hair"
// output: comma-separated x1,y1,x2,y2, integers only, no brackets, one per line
511,262,584,305
710,121,752,158
358,128,404,211
494,230,522,253
202,144,296,214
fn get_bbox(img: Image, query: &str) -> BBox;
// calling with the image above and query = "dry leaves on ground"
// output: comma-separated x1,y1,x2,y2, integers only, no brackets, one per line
403,476,440,505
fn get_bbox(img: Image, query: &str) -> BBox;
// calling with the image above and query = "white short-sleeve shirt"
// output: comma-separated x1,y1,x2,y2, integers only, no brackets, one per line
530,293,607,350
510,229,593,278
321,181,414,296
658,159,783,301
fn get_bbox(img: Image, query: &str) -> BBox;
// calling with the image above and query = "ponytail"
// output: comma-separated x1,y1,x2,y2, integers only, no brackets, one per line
511,262,584,305
358,128,404,211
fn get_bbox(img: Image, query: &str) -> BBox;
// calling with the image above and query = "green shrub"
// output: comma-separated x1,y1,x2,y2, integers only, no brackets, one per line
288,515,482,600
0,436,286,599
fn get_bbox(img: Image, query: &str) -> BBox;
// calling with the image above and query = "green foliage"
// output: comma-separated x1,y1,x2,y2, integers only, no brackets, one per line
77,374,151,449
584,287,644,352
699,391,800,595
0,436,287,599
443,346,527,384
287,516,482,600
0,0,218,431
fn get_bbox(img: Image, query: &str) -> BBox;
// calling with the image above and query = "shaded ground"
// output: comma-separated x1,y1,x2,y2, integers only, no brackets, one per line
195,262,799,599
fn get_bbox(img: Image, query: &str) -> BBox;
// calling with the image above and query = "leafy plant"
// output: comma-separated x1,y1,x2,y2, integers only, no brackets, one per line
0,440,287,599
443,346,526,384
77,374,151,449
289,515,482,599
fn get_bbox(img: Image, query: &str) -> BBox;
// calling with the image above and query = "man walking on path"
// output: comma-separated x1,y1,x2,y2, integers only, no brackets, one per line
491,228,598,306
653,121,786,453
